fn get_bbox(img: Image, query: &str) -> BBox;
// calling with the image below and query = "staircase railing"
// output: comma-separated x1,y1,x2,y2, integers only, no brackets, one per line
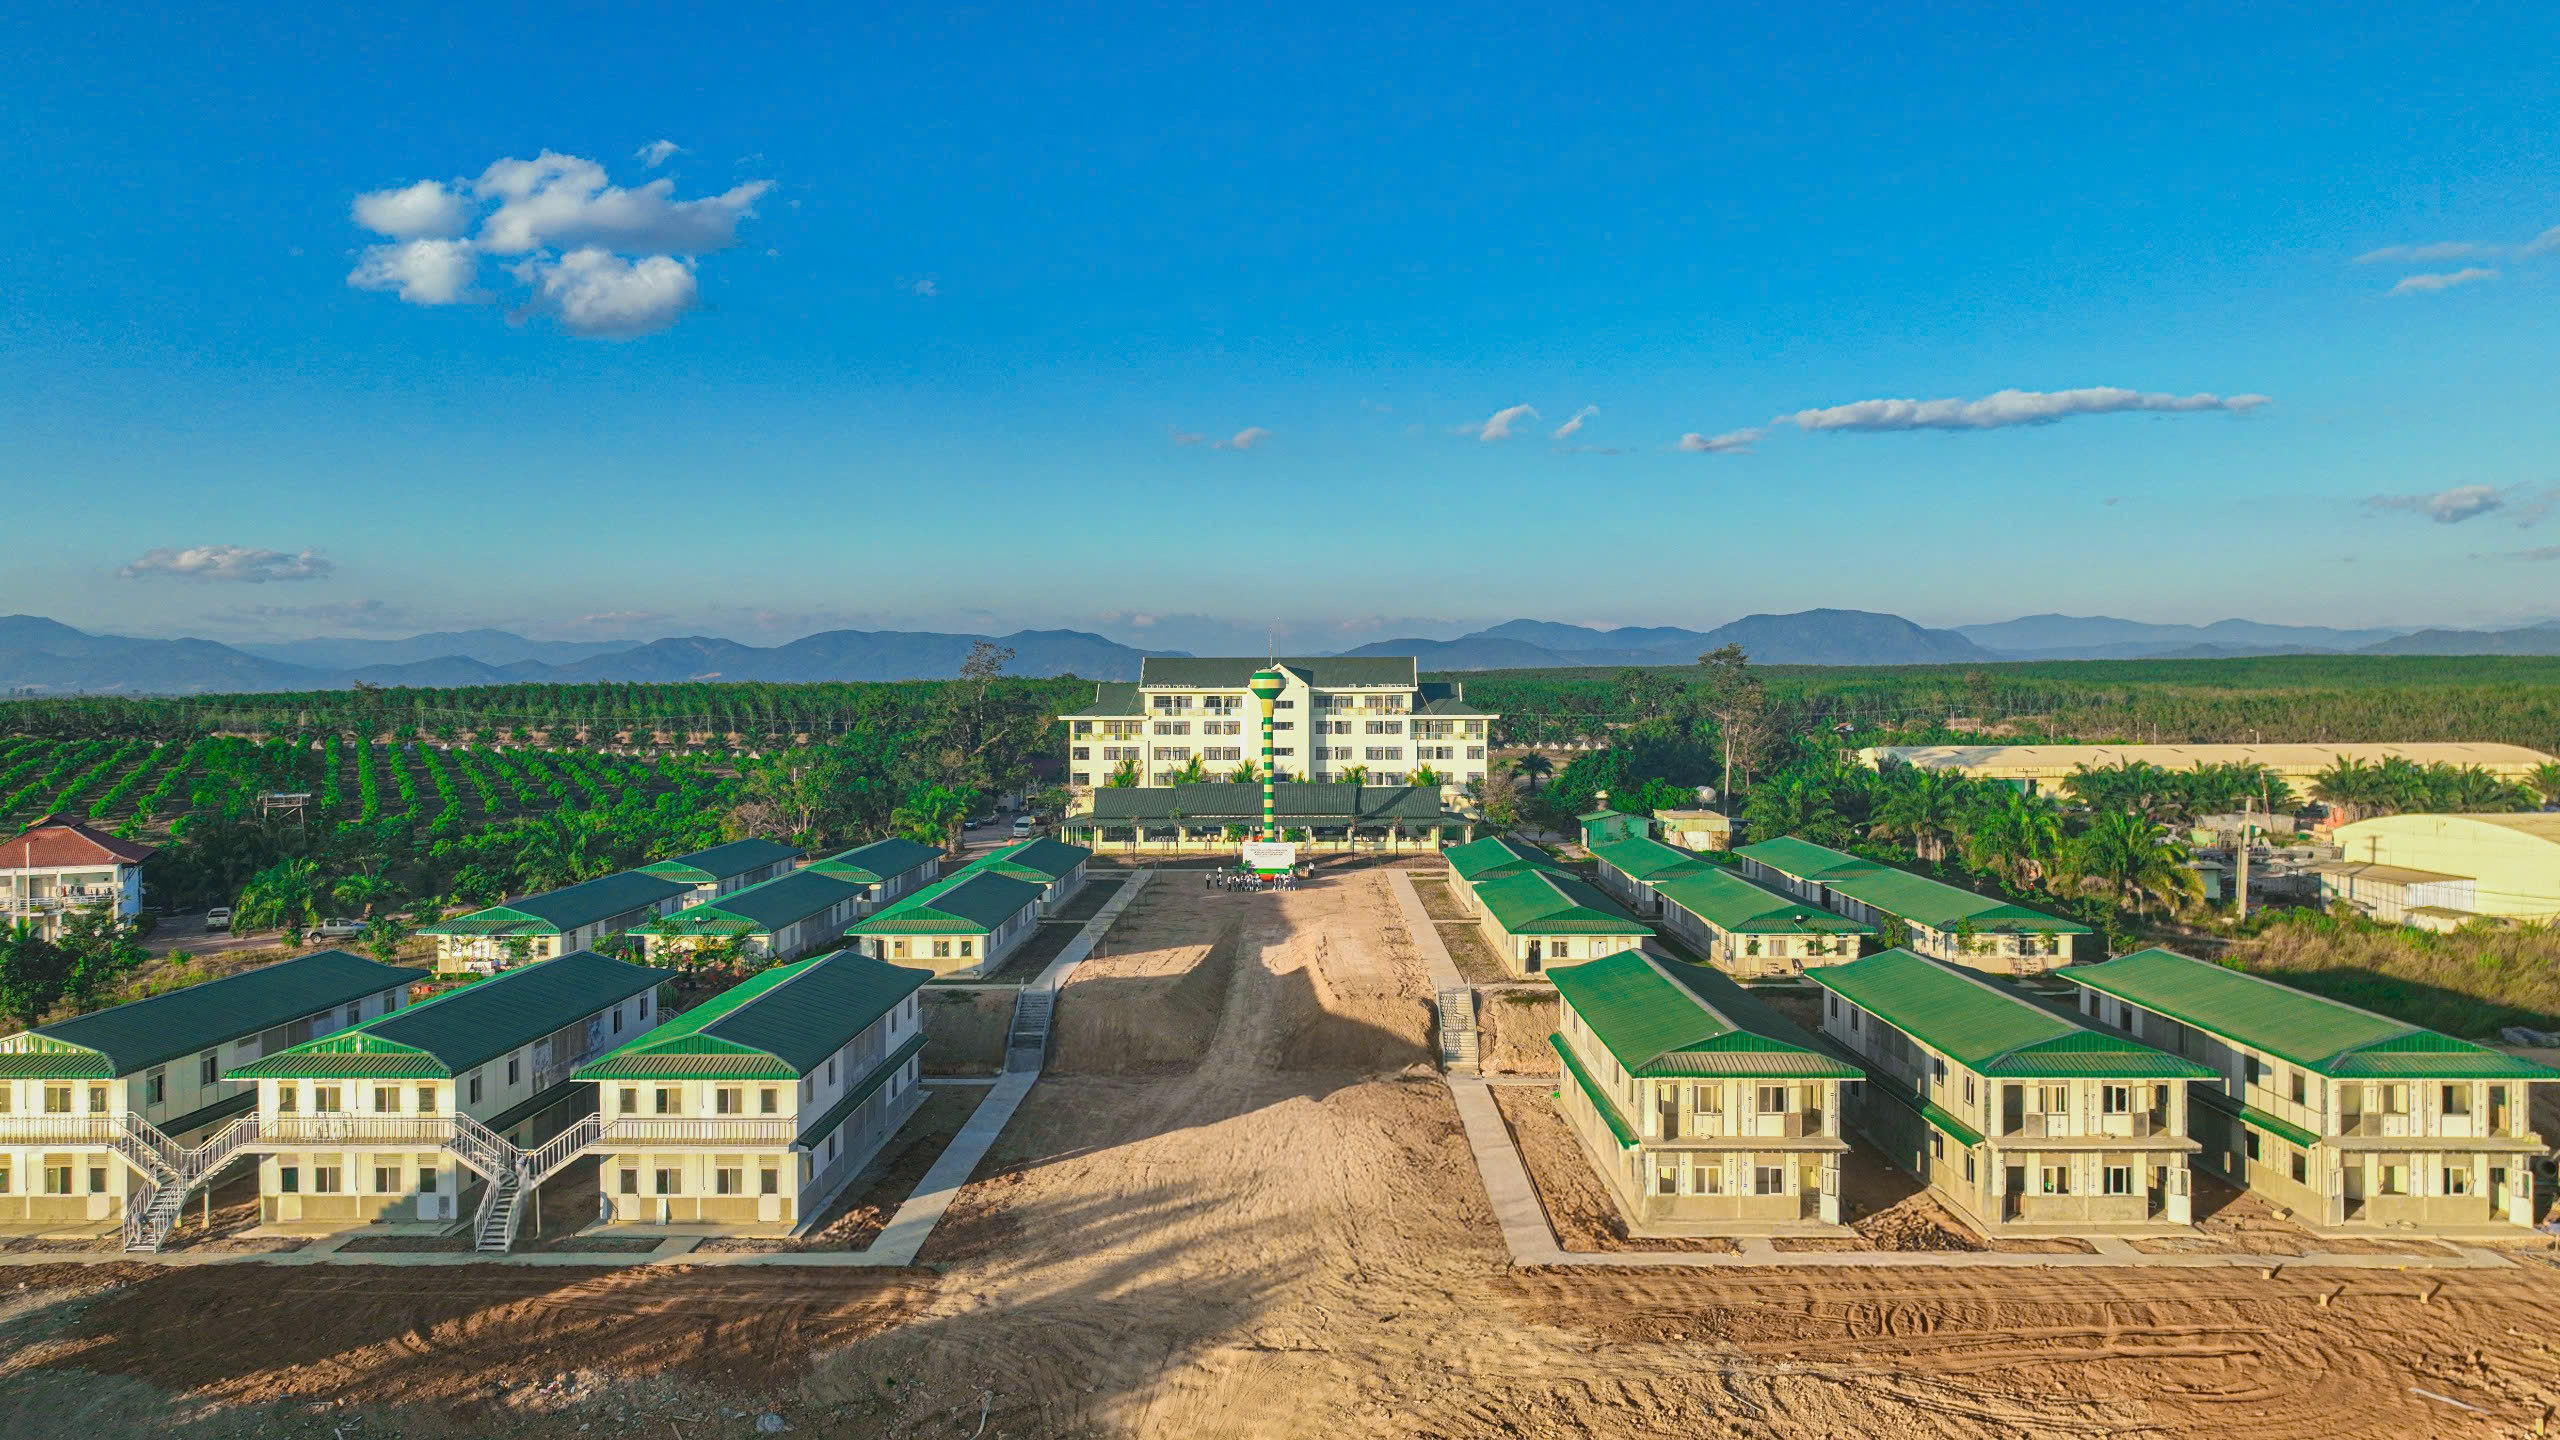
520,1113,601,1187
447,1112,517,1181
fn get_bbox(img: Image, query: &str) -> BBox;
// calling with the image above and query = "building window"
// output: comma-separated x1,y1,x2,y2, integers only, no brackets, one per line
619,1168,640,1195
761,1087,779,1114
507,1056,521,1087
2441,1085,2471,1116
2244,1130,2261,1162
2291,1151,2309,1184
1757,1085,1788,1114
2291,1071,2307,1105
469,1071,483,1105
2102,1166,2133,1196
419,1167,439,1194
2444,1166,2470,1195
656,1087,678,1115
375,1086,400,1113
1962,1075,1976,1105
715,1166,743,1195
1929,1133,1945,1161
1072,746,1090,760
313,1166,342,1194
716,1087,742,1115
613,1010,623,1034
2100,1085,2131,1115
655,1168,681,1195
1754,1166,1785,1195
1963,1153,1976,1183
2040,1165,2071,1195
276,1085,299,1113
761,1167,780,1195
933,939,953,958
1654,1160,1679,1195
200,1050,219,1086
87,1083,107,1113
313,1085,342,1113
374,1165,401,1193
276,1166,298,1194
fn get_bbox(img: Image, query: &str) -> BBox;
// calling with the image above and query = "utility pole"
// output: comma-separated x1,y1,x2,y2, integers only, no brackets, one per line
2235,797,2253,918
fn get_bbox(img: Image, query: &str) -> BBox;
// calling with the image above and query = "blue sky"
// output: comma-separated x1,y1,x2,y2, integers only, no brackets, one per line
5,2,2557,651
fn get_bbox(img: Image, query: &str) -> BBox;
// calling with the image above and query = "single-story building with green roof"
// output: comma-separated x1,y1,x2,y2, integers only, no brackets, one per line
1735,835,2090,975
1582,829,1715,918
1811,949,2214,1233
1548,949,1860,1230
1441,835,1562,917
2066,948,2560,1231
1063,782,1473,853
0,951,417,1241
419,870,693,973
575,950,930,1232
844,871,1047,978
231,951,671,1231
1651,868,1875,980
957,837,1093,915
805,837,944,914
636,838,803,905
630,869,868,967
1469,869,1650,977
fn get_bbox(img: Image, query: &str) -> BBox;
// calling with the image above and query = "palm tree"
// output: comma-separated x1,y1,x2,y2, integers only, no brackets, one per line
2064,810,2203,919
2311,758,2386,822
1341,764,1369,786
234,858,322,946
1510,753,1553,790
2533,762,2560,807
1410,764,1443,788
1227,760,1259,784
1169,756,1209,786
1871,768,1970,862
1960,788,2065,890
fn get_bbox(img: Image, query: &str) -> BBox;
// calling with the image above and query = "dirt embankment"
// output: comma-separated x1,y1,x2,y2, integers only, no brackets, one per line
1475,988,1559,1075
919,987,1012,1075
1047,882,1237,1074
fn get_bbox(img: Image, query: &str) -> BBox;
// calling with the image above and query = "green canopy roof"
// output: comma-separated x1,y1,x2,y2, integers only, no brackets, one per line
1549,949,1861,1079
633,868,863,937
1061,681,1142,717
806,837,943,886
1078,782,1452,826
1444,835,1562,882
1471,870,1649,937
575,950,931,1081
13,951,418,1078
1810,949,2211,1079
637,838,802,884
1652,868,1877,937
419,870,690,936
960,837,1091,885
2070,948,2560,1080
232,951,674,1079
1139,656,1416,688
846,871,1045,936
1735,836,2089,935
1585,833,1715,884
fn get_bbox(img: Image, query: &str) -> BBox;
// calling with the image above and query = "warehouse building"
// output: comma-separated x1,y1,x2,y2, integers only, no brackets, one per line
1859,742,2555,795
232,951,671,1238
1651,868,1874,980
0,951,416,1246
1813,949,2212,1234
575,950,929,1232
2321,812,2560,928
1548,949,1860,1230
419,871,692,972
844,871,1047,978
2067,948,2558,1232
1735,836,2089,975
636,838,804,905
955,837,1093,915
1469,869,1649,977
1059,656,1497,802
630,868,868,967
805,837,944,915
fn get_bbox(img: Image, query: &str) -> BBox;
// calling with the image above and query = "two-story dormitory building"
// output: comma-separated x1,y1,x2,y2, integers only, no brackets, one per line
1813,949,2214,1234
0,951,416,1243
420,871,692,972
574,950,929,1231
1735,836,2090,975
2068,948,2559,1231
804,837,944,914
635,838,803,904
1581,823,1714,917
1650,868,1875,981
631,868,867,967
843,871,1047,978
231,951,669,1231
953,837,1092,915
1467,869,1651,977
1548,950,1862,1230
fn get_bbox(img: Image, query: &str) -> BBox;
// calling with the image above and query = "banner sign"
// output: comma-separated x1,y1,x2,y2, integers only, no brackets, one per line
1239,841,1298,874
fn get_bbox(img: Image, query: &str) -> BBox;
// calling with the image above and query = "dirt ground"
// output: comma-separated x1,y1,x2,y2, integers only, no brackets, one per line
1490,1084,1737,1253
1476,987,1561,1074
10,862,2560,1439
920,985,1014,1074
697,1084,992,1253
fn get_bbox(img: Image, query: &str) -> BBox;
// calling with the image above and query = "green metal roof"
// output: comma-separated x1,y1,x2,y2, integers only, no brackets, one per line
1735,837,2090,935
959,837,1092,885
1549,1033,1638,1146
2192,1085,2321,1149
1652,868,1877,937
0,1039,114,1079
1138,656,1416,688
19,951,419,1077
638,838,802,883
1079,782,1452,825
577,950,931,1081
633,868,863,936
1443,835,1563,882
846,871,1045,936
796,1030,929,1147
806,837,943,886
420,870,690,936
1810,950,2211,1079
1061,681,1142,717
1549,949,1860,1079
1585,833,1715,884
2070,948,2560,1079
233,951,674,1079
1471,870,1650,937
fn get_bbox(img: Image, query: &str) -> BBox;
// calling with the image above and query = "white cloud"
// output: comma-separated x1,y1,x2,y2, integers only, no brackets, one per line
1476,404,1537,441
1677,428,1759,454
473,151,769,256
912,278,939,297
118,546,334,583
1168,426,1207,446
1219,427,1271,451
2366,483,2555,527
635,139,686,168
346,238,480,304
2388,267,2499,295
515,249,698,339
351,179,471,239
1777,386,2271,433
1551,404,1597,440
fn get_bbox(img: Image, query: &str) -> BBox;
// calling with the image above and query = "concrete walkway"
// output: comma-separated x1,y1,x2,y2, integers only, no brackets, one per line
1387,869,1466,994
1440,1075,2510,1272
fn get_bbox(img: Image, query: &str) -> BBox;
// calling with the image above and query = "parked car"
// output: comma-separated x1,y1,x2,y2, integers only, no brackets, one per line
204,907,233,932
313,917,364,940
1011,816,1036,838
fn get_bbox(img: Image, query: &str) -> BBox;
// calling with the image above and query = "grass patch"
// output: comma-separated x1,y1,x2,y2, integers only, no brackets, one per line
2223,911,2560,1038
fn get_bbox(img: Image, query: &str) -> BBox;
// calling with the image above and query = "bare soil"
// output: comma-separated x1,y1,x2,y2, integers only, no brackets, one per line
919,986,1013,1075
695,1085,991,1254
10,868,2560,1439
1474,988,1560,1075
1436,918,1513,984
1488,1083,1738,1253
1049,876,1126,924
1408,878,1470,922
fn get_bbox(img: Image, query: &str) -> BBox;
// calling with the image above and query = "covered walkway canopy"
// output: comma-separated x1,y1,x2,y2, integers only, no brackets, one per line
1064,782,1473,849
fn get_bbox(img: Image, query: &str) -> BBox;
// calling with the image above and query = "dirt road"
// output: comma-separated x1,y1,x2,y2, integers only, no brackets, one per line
5,862,2557,1438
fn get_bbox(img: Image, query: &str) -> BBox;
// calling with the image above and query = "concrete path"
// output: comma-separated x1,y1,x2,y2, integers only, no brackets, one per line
1387,869,1466,994
1440,1075,2510,1272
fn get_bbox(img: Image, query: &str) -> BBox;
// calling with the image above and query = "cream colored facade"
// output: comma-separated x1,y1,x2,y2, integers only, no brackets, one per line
2327,812,2560,923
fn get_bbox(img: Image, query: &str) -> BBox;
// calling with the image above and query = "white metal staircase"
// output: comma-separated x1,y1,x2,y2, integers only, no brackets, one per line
474,1170,526,1252
118,1113,264,1252
1437,987,1479,1073
1006,987,1055,1073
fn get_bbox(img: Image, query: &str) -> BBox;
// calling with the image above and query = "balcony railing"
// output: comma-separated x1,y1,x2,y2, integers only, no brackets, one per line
264,1115,457,1146
0,1115,126,1144
1,890,124,915
597,1117,798,1146
1997,1113,2166,1140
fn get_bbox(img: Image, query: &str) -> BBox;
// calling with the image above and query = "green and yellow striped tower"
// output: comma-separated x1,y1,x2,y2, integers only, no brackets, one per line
1249,666,1286,842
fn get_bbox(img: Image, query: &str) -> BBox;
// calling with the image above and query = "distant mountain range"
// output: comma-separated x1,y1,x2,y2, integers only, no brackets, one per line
7,609,2560,696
